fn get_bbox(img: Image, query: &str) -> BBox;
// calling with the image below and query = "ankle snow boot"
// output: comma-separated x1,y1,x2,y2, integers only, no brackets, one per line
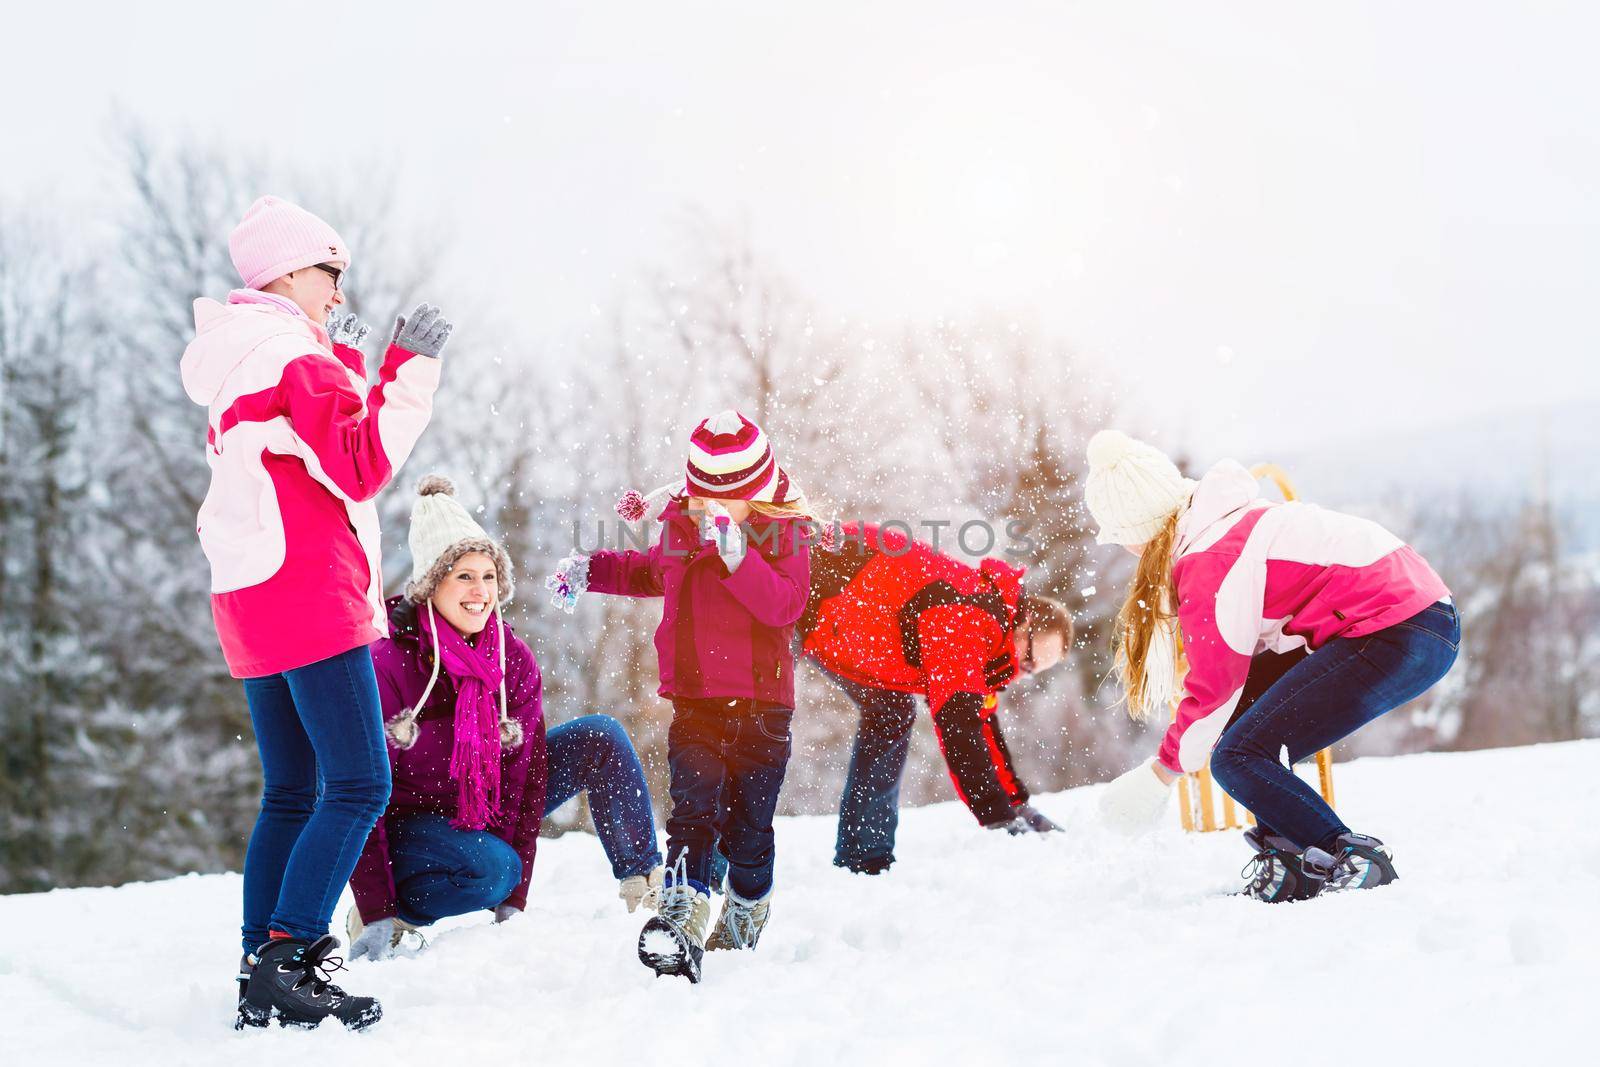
706,887,772,951
1239,827,1324,903
1306,832,1399,893
237,949,258,1020
237,935,382,1031
638,881,713,983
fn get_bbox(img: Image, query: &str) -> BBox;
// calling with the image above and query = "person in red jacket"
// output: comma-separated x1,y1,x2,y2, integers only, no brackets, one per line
799,522,1073,874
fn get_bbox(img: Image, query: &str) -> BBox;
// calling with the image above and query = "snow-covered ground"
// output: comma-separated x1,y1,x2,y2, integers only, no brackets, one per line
5,741,1597,1066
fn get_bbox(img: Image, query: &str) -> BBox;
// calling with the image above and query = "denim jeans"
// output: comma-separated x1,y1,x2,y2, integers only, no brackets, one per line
665,698,793,899
1210,600,1460,851
388,812,523,926
544,714,663,879
386,714,663,925
241,646,392,949
822,669,918,871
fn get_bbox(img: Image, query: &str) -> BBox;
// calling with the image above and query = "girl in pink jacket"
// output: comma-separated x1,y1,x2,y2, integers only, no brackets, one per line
1087,431,1457,903
182,196,453,1030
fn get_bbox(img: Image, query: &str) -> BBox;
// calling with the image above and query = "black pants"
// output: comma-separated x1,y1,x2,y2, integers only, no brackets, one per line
665,698,793,899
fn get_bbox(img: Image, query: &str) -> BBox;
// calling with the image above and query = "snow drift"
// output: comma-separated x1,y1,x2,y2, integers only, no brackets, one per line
4,741,1596,1066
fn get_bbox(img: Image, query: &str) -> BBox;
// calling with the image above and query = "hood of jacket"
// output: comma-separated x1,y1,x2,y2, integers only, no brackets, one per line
1176,459,1263,554
180,290,330,407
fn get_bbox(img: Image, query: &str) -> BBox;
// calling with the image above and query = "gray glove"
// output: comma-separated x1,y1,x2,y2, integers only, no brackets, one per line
325,311,371,348
493,904,522,924
348,917,402,962
391,303,454,358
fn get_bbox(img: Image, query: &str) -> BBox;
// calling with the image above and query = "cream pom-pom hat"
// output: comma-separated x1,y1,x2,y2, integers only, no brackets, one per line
1083,430,1196,546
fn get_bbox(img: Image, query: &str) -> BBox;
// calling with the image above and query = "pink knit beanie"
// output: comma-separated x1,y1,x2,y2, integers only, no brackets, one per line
228,195,350,290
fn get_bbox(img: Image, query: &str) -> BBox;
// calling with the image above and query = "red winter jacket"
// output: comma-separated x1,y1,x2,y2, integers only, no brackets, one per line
587,500,811,707
181,290,439,677
800,523,1031,825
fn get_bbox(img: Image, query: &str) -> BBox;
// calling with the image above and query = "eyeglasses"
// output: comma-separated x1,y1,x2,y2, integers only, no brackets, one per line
311,263,344,291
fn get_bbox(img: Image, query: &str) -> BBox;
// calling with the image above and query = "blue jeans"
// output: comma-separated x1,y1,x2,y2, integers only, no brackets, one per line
824,669,918,871
388,714,662,925
241,646,392,949
1210,601,1460,851
666,699,793,899
544,714,662,880
389,813,522,926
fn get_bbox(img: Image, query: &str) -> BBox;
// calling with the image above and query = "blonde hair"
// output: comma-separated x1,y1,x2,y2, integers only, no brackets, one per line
1113,509,1182,721
749,495,815,521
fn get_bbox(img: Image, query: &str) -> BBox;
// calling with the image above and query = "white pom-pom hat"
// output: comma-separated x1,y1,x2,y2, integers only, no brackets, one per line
405,475,515,605
1083,430,1196,546
390,475,523,753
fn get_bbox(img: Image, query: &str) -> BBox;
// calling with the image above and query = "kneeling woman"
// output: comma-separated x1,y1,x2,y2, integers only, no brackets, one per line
347,477,664,958
1089,432,1458,902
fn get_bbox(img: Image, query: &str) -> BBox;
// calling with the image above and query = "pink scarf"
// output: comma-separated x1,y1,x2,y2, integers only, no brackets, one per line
419,604,506,830
227,288,332,347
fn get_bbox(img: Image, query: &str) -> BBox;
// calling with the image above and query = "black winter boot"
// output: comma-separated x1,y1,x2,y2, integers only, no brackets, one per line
236,935,382,1031
236,950,258,1025
1305,832,1399,894
1239,827,1325,903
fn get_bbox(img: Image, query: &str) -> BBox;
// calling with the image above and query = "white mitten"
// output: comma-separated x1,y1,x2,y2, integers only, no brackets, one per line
702,500,747,572
544,553,590,613
1099,760,1174,835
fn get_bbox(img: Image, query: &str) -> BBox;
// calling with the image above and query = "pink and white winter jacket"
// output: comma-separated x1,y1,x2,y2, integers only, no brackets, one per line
1159,460,1449,774
181,290,440,678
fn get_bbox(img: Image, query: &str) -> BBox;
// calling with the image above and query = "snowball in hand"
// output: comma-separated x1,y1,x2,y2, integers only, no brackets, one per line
1099,761,1174,835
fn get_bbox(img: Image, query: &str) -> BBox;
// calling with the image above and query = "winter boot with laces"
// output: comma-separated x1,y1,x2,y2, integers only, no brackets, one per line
706,886,772,951
638,878,713,983
237,949,259,1019
1239,827,1325,903
1304,832,1399,894
236,934,383,1031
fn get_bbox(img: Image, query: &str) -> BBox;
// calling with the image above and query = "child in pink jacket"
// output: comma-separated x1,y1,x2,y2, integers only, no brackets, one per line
182,195,453,1029
1087,431,1456,903
547,410,812,982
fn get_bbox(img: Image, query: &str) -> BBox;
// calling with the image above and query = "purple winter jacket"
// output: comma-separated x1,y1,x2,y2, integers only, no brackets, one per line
349,597,549,920
587,500,811,707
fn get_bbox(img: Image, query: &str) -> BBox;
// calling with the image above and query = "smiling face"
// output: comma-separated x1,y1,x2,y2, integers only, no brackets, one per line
429,551,499,637
262,263,345,325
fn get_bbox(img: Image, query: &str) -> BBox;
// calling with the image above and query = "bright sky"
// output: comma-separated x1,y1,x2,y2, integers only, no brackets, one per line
8,1,1598,458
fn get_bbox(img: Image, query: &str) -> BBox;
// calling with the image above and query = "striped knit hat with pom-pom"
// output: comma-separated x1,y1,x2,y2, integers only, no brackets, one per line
405,475,516,605
616,409,801,521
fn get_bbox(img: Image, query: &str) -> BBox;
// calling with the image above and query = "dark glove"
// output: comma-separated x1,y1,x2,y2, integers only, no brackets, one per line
391,303,454,358
1014,802,1062,833
986,814,1033,836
